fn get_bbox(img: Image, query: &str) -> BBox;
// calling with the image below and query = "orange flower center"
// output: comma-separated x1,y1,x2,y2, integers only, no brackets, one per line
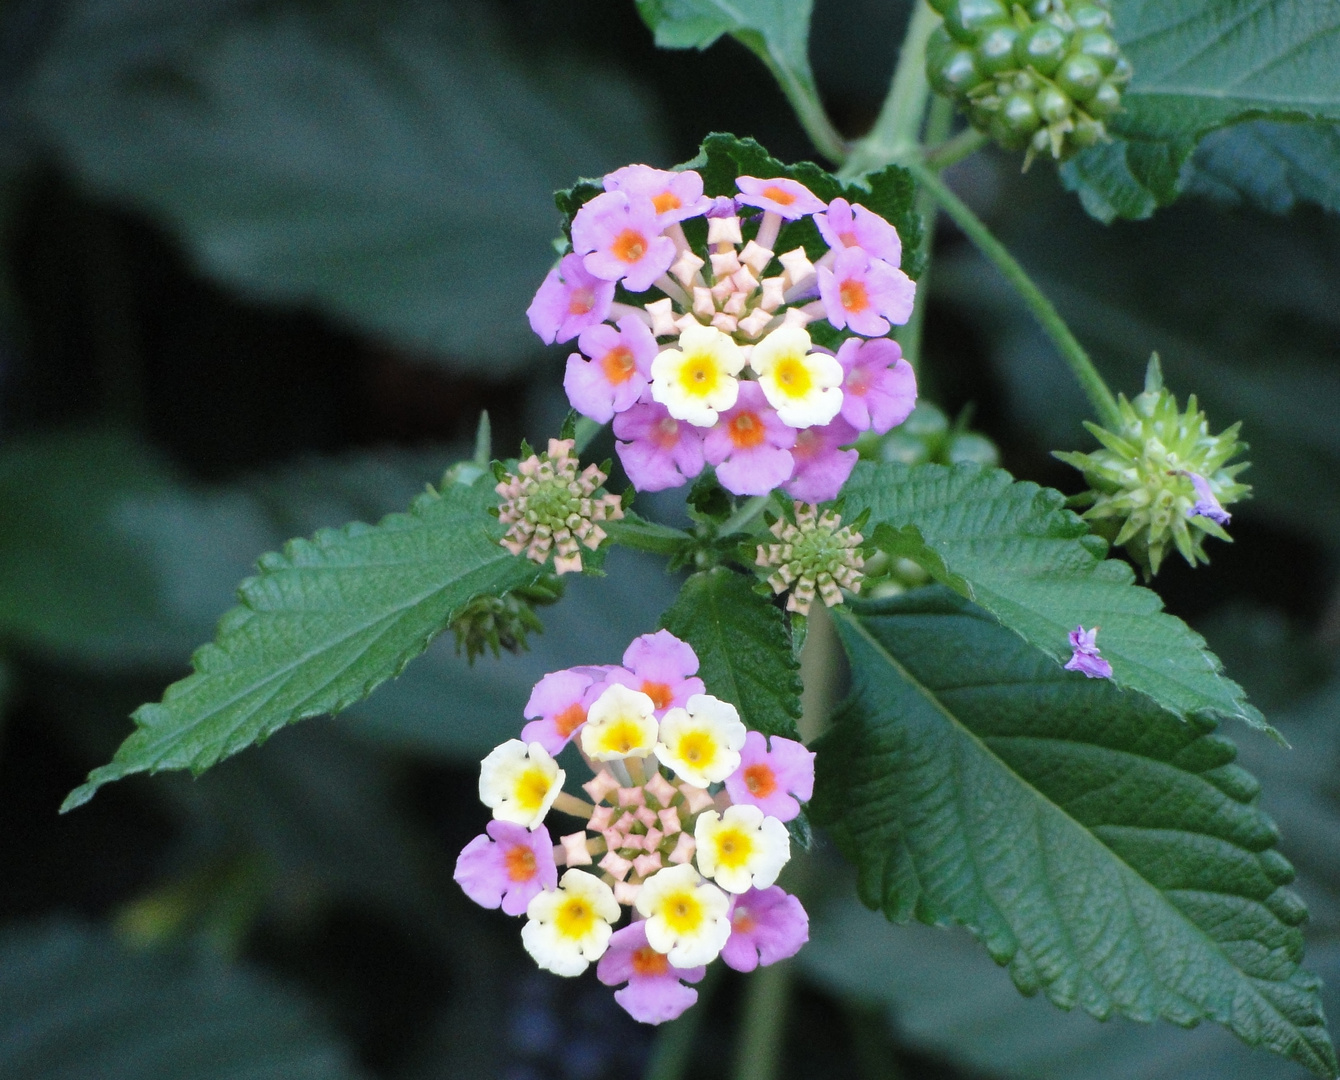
839,230,858,247
600,346,636,385
631,945,670,976
732,908,757,934
612,229,648,264
744,763,777,797
652,416,681,449
762,185,796,206
728,411,766,449
839,278,869,313
641,681,673,710
555,702,587,737
504,844,538,882
652,192,681,215
568,287,595,316
847,367,868,395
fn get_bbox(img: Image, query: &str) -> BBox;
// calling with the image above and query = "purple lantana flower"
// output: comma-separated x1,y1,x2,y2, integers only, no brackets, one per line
834,338,917,434
1064,625,1113,680
783,417,859,504
521,668,607,755
721,887,809,973
814,198,903,266
613,396,706,492
607,630,705,716
724,732,815,822
526,253,617,345
735,176,826,219
1186,472,1232,526
605,165,713,226
454,821,558,916
597,920,706,1025
703,381,796,497
817,247,915,337
564,316,658,424
571,191,677,293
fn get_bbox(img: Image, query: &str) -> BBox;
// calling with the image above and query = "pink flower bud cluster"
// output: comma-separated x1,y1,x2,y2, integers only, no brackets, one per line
454,630,813,1025
527,165,919,502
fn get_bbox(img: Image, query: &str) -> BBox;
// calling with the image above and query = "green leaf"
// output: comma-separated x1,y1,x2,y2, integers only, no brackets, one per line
20,0,663,369
64,470,543,811
659,566,802,739
811,588,1335,1077
1061,0,1340,221
0,920,368,1079
840,461,1265,730
1185,120,1340,216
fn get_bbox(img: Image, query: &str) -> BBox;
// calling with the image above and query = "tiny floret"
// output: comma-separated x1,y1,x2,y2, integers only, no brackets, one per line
654,694,748,788
454,821,558,915
750,326,844,428
735,176,826,220
597,921,706,1025
1064,625,1113,680
694,804,791,894
581,683,660,761
479,740,565,830
757,503,865,615
724,732,814,822
1186,471,1232,526
636,864,733,968
650,324,746,427
720,886,809,972
522,869,621,976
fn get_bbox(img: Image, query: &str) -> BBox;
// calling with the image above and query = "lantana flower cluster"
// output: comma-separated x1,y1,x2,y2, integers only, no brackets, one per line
527,165,919,502
454,629,812,1025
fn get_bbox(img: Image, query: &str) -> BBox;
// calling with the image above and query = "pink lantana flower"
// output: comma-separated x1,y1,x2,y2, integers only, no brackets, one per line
1064,625,1113,680
817,247,915,337
572,191,677,293
607,630,705,716
783,417,859,504
724,731,815,822
735,176,826,220
703,381,796,497
605,165,713,226
453,821,558,916
526,253,617,345
834,337,917,434
613,396,706,492
721,887,810,973
597,920,706,1025
564,316,659,424
521,668,607,755
814,198,903,266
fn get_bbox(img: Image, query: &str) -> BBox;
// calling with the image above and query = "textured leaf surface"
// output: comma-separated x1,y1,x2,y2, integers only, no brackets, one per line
1186,120,1340,215
660,567,802,739
64,472,542,810
1061,0,1340,221
811,589,1335,1076
0,921,367,1079
840,461,1263,728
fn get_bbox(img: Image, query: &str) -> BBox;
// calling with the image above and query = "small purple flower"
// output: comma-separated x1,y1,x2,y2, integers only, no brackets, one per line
814,198,903,266
613,395,707,492
571,191,677,293
597,920,705,1025
604,165,713,226
608,630,705,715
721,887,809,973
454,821,558,916
526,253,617,345
1064,625,1113,680
817,248,915,337
563,316,659,423
735,176,827,220
702,381,797,497
783,417,859,504
1186,472,1232,526
521,668,605,755
706,195,740,218
834,338,917,434
724,732,815,822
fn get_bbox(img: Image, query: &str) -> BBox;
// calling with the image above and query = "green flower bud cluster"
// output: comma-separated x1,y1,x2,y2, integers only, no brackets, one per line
855,401,1001,469
925,0,1131,162
1054,357,1250,577
449,575,564,664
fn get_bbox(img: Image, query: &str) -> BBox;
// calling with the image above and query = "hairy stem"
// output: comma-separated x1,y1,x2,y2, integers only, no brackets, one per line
903,159,1122,428
732,962,793,1080
754,47,848,165
722,494,772,536
924,126,990,171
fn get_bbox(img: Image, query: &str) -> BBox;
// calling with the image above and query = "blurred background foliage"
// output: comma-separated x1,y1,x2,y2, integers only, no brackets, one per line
0,0,1336,1078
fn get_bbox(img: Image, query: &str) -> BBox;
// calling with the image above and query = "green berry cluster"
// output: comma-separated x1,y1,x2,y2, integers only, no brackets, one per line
449,575,564,664
926,0,1131,162
855,401,1001,469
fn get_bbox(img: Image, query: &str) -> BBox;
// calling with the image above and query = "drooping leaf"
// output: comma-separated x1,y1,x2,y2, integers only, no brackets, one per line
0,920,368,1079
1185,120,1340,216
20,0,663,368
1060,1,1340,221
840,461,1264,730
659,566,802,739
811,588,1335,1077
63,469,544,810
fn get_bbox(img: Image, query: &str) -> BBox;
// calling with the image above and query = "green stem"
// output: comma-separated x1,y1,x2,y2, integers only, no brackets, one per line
732,963,793,1080
643,965,722,1080
757,51,848,165
924,126,990,171
839,1,940,179
721,494,772,536
903,158,1122,428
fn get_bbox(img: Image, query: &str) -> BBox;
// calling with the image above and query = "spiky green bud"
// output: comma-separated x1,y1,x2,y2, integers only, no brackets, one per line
449,575,564,664
1054,356,1250,577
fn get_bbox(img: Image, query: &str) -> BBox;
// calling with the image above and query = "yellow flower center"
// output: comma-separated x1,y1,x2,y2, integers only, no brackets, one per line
554,895,597,939
712,826,755,870
595,718,649,755
514,766,554,813
677,730,717,765
771,356,813,399
660,889,704,934
677,354,721,397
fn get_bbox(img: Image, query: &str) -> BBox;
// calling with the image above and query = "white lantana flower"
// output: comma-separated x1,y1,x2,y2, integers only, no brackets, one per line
694,804,791,893
749,326,843,427
654,694,747,788
650,324,745,426
479,739,565,830
522,869,621,976
635,863,732,968
581,683,659,761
